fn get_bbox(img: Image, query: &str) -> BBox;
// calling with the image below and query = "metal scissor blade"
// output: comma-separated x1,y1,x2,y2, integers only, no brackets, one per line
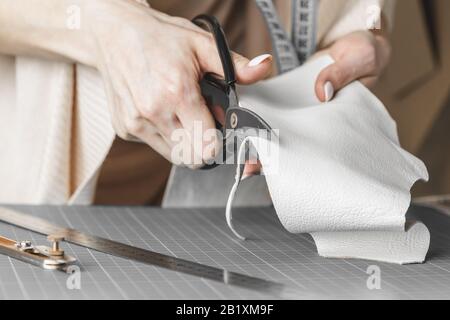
204,107,272,170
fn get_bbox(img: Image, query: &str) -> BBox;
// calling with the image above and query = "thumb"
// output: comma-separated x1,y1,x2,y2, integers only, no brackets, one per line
315,51,378,102
233,53,273,84
195,34,272,84
315,61,355,102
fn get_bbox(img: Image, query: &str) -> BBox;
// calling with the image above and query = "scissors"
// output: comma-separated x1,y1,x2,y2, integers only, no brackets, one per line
193,14,272,170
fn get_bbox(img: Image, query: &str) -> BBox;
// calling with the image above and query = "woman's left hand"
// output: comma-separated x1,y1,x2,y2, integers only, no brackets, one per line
314,30,392,102
242,30,392,179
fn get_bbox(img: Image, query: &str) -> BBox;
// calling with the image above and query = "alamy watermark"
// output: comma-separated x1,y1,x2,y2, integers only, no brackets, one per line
170,121,280,174
366,4,382,30
66,265,81,290
366,265,381,290
66,5,81,30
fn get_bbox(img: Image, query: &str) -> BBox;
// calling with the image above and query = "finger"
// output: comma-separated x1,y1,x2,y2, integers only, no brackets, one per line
193,33,226,77
233,52,273,84
146,111,182,149
135,115,183,156
132,119,173,162
242,161,262,180
315,55,377,102
211,104,225,126
315,62,350,102
175,80,220,166
194,33,272,84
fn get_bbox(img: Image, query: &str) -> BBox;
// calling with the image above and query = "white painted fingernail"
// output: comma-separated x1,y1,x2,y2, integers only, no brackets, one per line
241,174,252,181
324,81,334,102
248,54,272,67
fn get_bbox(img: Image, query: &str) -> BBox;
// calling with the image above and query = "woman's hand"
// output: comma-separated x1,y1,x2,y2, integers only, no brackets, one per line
242,29,392,179
86,0,272,167
314,30,391,102
0,0,272,168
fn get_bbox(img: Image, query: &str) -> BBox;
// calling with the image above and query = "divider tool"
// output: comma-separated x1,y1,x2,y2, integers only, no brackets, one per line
0,233,76,271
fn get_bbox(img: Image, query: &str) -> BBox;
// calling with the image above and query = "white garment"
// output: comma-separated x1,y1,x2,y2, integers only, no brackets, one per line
225,55,430,264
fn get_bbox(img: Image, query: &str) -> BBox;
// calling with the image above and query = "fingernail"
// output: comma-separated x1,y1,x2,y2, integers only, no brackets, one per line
241,174,252,181
248,54,272,67
324,81,334,102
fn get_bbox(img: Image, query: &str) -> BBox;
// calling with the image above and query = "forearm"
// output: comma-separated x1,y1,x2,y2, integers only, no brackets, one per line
0,0,97,66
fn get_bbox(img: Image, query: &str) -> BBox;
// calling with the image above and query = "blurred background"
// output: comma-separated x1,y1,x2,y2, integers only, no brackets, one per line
372,0,449,197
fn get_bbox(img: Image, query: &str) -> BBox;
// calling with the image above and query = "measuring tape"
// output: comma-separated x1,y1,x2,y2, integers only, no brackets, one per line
255,0,300,73
0,207,314,299
255,0,318,73
291,0,318,65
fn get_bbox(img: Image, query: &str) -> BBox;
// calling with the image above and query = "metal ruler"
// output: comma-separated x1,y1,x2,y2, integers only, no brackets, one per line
0,207,312,299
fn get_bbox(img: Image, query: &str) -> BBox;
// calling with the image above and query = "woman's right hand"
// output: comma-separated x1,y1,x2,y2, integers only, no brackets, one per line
85,0,272,168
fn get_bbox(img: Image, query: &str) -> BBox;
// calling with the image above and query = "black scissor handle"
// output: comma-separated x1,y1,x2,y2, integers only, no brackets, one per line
192,14,236,89
192,15,273,170
193,15,236,170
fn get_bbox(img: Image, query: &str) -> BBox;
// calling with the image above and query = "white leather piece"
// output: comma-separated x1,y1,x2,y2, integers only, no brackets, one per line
225,55,430,264
310,221,430,264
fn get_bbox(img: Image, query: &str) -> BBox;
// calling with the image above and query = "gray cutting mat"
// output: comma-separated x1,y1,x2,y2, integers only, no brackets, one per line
0,205,449,300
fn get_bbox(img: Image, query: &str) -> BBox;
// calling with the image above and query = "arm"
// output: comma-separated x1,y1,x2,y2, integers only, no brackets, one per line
0,0,273,167
0,0,96,66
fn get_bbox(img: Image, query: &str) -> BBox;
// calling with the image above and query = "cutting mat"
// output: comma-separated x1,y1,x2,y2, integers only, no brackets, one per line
0,205,448,300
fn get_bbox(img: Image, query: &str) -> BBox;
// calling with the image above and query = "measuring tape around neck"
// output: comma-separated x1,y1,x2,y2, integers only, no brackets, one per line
255,0,318,73
255,0,300,73
292,0,318,65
